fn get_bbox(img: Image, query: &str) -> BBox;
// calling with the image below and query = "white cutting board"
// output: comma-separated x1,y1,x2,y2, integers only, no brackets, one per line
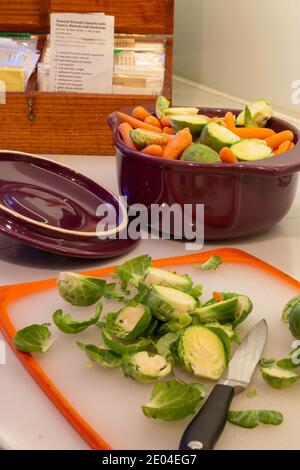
7,261,300,450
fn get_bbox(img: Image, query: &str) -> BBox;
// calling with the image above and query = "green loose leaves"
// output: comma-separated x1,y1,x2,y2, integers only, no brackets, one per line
13,324,55,353
244,105,259,128
52,304,102,334
104,283,126,302
277,346,300,370
193,256,223,271
228,410,283,429
58,272,106,307
246,389,257,398
142,379,206,422
77,342,122,368
155,332,180,357
259,358,276,368
101,328,152,355
116,255,151,290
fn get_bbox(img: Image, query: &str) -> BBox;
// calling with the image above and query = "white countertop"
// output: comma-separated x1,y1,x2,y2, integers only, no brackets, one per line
1,79,300,450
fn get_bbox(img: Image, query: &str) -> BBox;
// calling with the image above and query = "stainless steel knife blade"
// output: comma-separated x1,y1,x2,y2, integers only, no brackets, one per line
220,319,268,392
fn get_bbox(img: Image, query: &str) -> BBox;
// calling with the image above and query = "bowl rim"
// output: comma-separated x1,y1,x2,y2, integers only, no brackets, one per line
0,150,128,238
108,105,300,177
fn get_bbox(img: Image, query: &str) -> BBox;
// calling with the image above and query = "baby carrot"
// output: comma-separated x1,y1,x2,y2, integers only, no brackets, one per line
118,122,137,150
265,130,294,150
117,111,163,133
163,128,193,160
132,106,151,121
213,292,224,302
141,144,163,157
160,115,172,127
224,112,236,131
274,140,295,155
145,115,162,129
232,127,275,139
163,126,176,135
219,147,238,164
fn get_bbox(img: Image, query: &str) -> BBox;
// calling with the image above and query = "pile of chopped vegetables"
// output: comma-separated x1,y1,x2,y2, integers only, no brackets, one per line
116,96,296,163
13,254,258,424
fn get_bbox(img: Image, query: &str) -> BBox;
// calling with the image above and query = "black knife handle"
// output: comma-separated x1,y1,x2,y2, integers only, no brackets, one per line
179,384,234,451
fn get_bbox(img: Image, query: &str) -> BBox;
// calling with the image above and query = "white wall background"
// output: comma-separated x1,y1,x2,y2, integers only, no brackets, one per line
174,0,300,116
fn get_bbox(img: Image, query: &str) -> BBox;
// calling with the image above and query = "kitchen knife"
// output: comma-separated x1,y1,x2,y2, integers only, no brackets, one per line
179,319,268,451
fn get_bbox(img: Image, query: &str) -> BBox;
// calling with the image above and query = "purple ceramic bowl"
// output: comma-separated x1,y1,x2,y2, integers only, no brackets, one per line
109,106,300,240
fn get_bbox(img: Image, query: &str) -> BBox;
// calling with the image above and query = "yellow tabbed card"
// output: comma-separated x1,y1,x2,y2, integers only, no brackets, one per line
0,67,25,92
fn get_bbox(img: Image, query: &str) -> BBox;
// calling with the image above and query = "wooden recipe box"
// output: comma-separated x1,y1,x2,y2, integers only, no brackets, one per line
0,0,174,155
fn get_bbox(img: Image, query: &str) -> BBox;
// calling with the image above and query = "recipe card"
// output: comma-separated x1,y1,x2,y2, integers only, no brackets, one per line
49,13,114,93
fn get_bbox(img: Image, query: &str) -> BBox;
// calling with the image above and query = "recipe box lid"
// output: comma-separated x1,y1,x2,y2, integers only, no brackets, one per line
0,0,174,35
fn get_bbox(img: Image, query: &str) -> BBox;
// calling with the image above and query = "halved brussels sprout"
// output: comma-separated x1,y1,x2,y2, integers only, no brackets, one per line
236,100,273,128
142,267,192,292
104,304,152,341
176,325,228,380
58,272,106,307
146,285,196,325
261,365,299,389
101,328,151,355
194,297,238,324
122,351,172,383
195,292,252,326
77,342,122,368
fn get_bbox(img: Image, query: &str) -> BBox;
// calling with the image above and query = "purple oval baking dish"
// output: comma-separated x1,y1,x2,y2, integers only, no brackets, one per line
0,151,128,241
109,106,300,240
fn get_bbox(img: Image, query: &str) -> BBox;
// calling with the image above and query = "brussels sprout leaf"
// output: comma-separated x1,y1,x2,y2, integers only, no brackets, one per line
276,345,300,370
77,342,122,368
142,379,206,421
156,332,180,357
101,328,151,355
246,389,257,398
104,283,126,302
13,324,55,353
116,255,152,290
259,358,276,368
228,410,283,429
193,256,223,271
53,305,102,334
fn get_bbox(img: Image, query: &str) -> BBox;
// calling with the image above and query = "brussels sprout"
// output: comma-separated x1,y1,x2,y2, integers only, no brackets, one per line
146,285,196,325
116,255,151,290
130,129,171,150
176,325,228,380
101,328,151,355
261,365,299,389
155,95,170,121
199,122,240,152
58,272,106,307
198,292,253,326
104,304,152,341
228,410,283,429
181,144,221,163
282,294,300,323
142,379,206,422
194,297,238,324
77,342,122,368
289,302,300,339
13,324,55,353
170,115,210,135
166,107,199,116
236,100,273,128
122,351,172,383
142,267,193,293
231,139,272,162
